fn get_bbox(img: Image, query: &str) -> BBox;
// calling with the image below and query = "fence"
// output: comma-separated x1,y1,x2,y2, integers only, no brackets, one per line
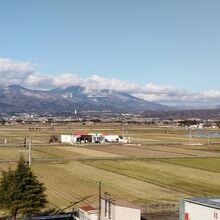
141,202,179,215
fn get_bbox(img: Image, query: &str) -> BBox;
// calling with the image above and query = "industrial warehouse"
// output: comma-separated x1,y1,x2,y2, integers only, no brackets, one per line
61,132,130,145
180,198,220,220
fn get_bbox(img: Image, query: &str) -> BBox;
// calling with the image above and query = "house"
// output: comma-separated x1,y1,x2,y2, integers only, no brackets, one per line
76,195,141,220
101,196,141,220
75,205,98,220
180,198,220,220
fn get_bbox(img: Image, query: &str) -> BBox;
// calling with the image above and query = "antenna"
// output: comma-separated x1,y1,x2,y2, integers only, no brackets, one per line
98,181,102,220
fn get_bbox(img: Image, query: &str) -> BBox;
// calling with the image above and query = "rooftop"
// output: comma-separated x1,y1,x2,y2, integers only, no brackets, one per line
184,198,220,209
74,132,90,136
79,205,97,213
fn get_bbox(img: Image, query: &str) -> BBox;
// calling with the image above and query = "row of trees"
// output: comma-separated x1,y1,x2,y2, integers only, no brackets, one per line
0,156,47,219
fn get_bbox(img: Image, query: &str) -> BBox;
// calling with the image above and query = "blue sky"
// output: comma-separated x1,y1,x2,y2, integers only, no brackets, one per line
0,0,219,106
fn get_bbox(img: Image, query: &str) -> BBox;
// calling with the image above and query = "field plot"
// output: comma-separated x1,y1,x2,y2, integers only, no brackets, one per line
128,144,220,157
82,143,220,158
0,147,28,160
0,123,220,218
0,145,123,162
82,145,191,158
55,146,123,158
0,124,219,145
84,159,220,197
189,144,220,153
32,161,186,210
0,161,179,213
1,157,220,212
125,126,220,145
160,158,220,172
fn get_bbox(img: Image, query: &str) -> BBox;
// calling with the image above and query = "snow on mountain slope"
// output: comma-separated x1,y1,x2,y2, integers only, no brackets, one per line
0,84,172,112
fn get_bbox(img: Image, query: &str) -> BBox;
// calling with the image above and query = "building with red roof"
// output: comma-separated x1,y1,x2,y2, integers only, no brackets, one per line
76,205,98,220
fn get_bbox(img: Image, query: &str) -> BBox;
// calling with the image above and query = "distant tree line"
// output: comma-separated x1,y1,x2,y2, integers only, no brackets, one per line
179,120,200,127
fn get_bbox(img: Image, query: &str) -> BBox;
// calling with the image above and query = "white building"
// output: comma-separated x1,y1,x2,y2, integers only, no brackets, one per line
104,135,129,143
180,198,220,220
76,205,98,220
61,133,129,145
101,197,141,220
104,135,120,142
60,135,77,144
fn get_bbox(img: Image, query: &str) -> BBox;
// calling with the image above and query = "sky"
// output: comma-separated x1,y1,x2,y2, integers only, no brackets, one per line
0,0,220,107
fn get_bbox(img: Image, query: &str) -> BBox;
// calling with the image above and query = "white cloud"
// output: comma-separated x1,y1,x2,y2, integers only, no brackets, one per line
25,73,83,89
143,83,177,94
0,57,219,106
0,58,35,85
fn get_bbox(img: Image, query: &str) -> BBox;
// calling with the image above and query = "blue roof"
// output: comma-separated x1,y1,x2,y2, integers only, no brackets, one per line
184,198,220,209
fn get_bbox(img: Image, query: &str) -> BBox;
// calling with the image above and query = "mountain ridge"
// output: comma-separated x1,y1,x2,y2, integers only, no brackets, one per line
0,84,172,113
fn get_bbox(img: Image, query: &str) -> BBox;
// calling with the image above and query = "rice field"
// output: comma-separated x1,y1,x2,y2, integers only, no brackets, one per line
83,159,220,197
0,123,220,218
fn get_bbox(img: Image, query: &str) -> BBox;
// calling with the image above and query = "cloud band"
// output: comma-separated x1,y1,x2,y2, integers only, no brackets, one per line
0,58,219,106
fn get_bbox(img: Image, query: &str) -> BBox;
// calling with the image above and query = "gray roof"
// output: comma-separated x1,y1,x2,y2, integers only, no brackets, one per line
184,198,220,209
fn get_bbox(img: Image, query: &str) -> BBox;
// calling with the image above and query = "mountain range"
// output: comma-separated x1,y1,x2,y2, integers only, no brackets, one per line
0,84,171,113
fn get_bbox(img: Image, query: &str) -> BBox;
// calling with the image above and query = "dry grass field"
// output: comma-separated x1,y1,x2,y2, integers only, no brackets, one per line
0,123,220,218
83,159,220,196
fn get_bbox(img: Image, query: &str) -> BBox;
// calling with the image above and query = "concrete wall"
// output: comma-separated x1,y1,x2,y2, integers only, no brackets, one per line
101,199,115,220
101,199,140,220
114,206,140,220
61,135,73,144
78,209,97,220
61,135,77,144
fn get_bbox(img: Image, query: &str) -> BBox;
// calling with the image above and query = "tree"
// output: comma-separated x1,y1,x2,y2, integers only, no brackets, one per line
0,156,47,219
0,168,17,218
49,135,59,143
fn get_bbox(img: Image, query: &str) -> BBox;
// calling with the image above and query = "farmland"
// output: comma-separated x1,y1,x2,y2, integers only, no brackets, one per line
0,123,220,219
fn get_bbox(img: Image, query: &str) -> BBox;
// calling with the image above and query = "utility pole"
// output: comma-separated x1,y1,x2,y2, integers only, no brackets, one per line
28,138,32,167
188,129,192,145
98,181,102,220
121,122,124,137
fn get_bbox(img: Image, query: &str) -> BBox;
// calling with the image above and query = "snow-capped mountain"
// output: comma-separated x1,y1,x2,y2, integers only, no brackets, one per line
0,85,172,112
